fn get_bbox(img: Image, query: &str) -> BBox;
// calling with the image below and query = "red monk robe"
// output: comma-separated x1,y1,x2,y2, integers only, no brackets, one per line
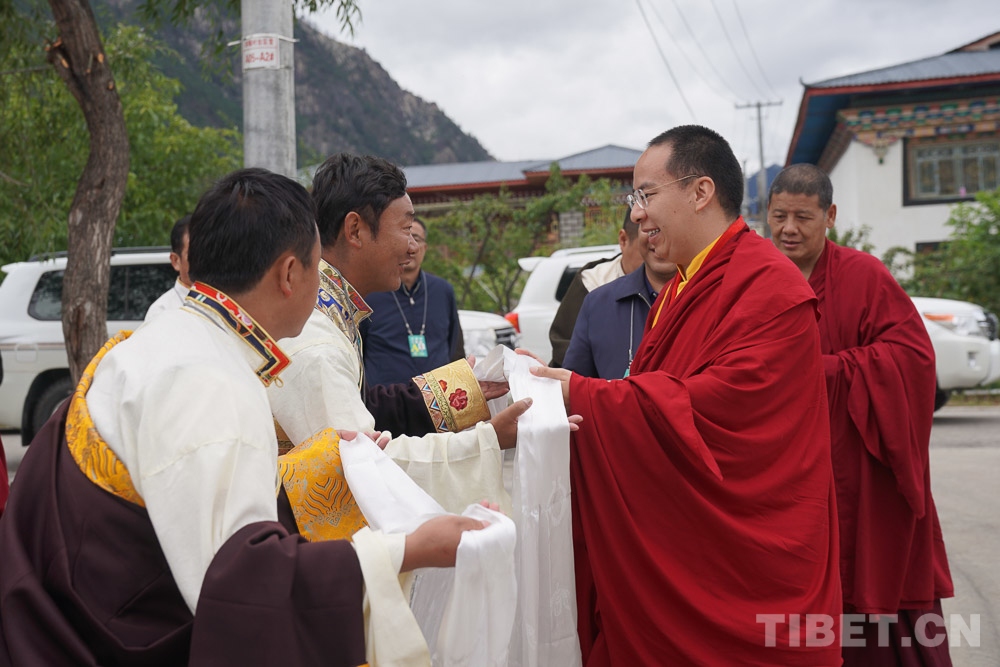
810,240,953,662
569,220,842,665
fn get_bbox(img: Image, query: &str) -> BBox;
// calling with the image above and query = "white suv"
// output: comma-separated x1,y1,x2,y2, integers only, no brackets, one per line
0,250,520,443
0,249,176,441
504,245,619,362
911,296,1000,408
507,245,1000,410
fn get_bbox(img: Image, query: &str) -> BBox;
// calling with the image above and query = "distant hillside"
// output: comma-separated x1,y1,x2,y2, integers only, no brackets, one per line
99,0,492,167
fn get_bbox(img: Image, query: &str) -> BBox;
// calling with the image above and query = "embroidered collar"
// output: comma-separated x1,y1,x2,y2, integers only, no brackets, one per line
316,260,372,332
315,260,372,389
184,282,290,386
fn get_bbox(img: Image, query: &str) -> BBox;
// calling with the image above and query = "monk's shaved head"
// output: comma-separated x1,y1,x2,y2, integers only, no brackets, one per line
768,164,833,210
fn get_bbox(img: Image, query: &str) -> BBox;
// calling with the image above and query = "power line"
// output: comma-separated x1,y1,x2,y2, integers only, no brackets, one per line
645,0,737,104
634,0,696,119
763,104,784,167
663,0,748,102
736,100,782,226
707,0,766,99
730,0,780,98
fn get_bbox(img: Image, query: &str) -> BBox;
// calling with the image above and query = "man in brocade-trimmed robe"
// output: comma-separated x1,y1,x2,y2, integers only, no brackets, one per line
268,153,539,515
145,215,192,322
532,126,842,665
768,164,954,666
0,169,485,666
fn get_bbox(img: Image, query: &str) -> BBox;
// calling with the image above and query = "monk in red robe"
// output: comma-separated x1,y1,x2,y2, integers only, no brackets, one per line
532,126,842,665
768,164,953,666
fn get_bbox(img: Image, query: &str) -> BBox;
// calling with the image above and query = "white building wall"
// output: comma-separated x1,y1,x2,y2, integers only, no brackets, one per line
828,140,955,259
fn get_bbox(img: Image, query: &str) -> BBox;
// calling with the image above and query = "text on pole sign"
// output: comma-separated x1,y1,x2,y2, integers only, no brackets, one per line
242,35,280,71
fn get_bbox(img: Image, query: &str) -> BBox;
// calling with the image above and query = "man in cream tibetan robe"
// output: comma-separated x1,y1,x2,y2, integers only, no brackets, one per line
268,153,530,514
0,169,486,666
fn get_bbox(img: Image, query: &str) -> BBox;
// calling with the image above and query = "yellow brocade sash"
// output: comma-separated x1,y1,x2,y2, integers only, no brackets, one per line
277,428,368,542
68,333,366,546
66,332,146,507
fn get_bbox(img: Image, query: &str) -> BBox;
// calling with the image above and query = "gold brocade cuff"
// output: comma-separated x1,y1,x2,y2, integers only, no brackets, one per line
413,360,490,434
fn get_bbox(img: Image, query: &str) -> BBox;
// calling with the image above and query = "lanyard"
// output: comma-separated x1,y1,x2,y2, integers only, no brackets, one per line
390,273,428,337
625,288,657,378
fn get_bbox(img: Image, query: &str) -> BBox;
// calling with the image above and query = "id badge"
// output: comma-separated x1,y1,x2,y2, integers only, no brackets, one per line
408,334,428,358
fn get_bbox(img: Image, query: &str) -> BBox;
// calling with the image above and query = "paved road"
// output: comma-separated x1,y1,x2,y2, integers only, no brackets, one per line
931,406,1000,666
3,407,999,663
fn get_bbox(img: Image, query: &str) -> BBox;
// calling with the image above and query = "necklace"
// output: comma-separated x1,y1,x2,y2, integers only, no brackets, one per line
391,273,429,358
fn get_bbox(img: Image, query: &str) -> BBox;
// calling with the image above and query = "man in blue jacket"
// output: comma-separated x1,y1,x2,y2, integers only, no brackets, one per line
363,217,465,386
563,229,676,379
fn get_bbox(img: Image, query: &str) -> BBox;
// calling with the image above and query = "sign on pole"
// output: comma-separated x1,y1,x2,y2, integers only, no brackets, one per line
242,33,282,71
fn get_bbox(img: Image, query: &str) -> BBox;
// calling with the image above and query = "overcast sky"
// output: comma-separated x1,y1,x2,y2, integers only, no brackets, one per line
310,0,997,172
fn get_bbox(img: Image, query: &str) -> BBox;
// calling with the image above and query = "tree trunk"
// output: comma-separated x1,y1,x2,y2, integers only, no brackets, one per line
46,0,129,382
459,216,494,308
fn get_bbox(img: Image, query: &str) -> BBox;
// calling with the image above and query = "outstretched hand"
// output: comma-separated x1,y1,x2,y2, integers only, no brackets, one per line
527,365,572,407
335,430,390,449
467,355,510,400
490,398,534,449
402,514,488,571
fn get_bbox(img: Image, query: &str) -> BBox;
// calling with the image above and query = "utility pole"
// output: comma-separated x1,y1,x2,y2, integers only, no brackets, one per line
240,0,296,177
736,100,781,237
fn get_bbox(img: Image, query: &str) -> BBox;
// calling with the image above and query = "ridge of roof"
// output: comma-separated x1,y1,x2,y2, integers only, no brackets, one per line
808,49,1000,90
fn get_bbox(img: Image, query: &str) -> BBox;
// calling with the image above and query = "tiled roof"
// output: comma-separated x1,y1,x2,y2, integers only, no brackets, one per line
404,144,641,189
810,50,1000,89
524,144,642,172
404,160,541,189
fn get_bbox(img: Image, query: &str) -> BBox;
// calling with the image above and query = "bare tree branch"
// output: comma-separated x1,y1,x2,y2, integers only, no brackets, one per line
0,170,28,187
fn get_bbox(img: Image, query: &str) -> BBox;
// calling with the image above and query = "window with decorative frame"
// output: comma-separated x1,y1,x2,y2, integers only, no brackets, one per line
905,137,999,204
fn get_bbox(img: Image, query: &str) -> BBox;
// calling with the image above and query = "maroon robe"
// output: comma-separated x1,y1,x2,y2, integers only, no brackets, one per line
810,241,953,662
364,377,435,437
0,404,367,666
569,220,842,666
0,434,7,519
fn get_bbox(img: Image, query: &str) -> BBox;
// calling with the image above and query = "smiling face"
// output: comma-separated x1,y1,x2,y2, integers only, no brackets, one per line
766,191,836,279
638,228,678,290
362,194,418,294
401,218,427,286
630,143,698,266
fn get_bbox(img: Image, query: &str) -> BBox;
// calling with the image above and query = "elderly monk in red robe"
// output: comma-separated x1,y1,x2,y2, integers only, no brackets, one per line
531,125,842,665
768,164,954,666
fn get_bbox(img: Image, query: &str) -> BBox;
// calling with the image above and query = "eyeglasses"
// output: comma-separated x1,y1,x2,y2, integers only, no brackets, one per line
412,234,427,245
626,174,698,210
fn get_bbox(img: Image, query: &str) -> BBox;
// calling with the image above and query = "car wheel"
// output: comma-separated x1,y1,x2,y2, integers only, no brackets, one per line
933,388,950,412
25,376,73,445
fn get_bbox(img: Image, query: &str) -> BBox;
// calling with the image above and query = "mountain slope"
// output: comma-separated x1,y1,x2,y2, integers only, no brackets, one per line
101,0,492,166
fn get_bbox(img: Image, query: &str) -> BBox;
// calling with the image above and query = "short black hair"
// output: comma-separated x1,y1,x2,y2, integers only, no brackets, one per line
413,217,428,237
622,207,638,240
311,153,408,247
187,168,317,296
648,125,744,220
170,216,190,255
768,164,833,210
